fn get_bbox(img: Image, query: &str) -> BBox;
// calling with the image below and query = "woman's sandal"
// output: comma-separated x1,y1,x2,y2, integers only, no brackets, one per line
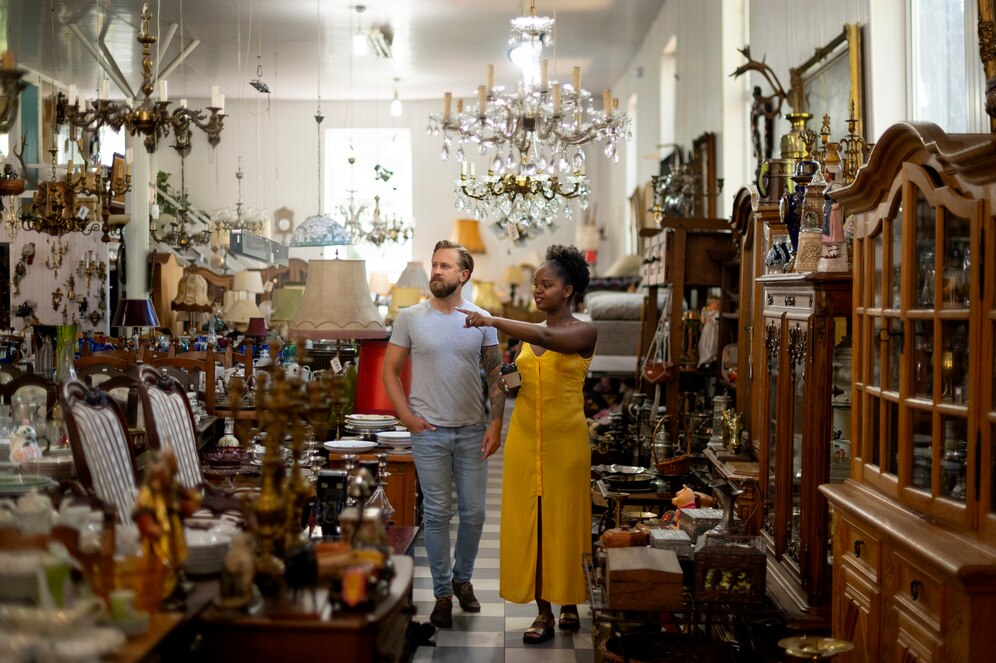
558,606,581,631
522,614,555,645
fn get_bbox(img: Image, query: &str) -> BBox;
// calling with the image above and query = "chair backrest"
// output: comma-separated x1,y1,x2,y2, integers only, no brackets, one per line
75,359,143,429
136,365,203,489
148,352,217,415
75,356,132,384
59,379,138,523
224,344,254,379
0,373,58,419
0,363,23,384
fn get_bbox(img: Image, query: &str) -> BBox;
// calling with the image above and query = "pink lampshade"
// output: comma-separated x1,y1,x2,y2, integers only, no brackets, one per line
111,299,161,328
244,316,268,337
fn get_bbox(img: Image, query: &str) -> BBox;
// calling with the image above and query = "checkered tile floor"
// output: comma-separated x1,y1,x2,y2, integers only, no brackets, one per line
409,401,595,662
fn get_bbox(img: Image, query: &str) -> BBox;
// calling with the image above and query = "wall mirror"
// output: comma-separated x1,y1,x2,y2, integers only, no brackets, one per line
789,23,864,138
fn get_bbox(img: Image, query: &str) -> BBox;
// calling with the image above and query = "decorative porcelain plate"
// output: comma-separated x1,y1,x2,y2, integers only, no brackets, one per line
324,440,378,453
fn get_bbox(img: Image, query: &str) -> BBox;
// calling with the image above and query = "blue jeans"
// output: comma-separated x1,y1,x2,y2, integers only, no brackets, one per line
411,423,488,598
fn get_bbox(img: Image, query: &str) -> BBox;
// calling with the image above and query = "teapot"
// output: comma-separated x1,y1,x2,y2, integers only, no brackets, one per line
284,363,312,381
0,490,55,535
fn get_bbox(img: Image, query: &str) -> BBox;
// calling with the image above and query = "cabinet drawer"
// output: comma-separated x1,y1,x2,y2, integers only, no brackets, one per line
892,552,944,631
840,516,880,579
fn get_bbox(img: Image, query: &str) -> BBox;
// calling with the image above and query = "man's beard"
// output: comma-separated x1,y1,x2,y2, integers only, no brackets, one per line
429,279,460,298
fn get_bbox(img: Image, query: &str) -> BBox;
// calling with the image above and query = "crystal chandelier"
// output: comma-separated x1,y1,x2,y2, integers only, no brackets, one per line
212,160,267,235
427,1,629,238
336,157,413,247
151,156,210,253
62,3,224,155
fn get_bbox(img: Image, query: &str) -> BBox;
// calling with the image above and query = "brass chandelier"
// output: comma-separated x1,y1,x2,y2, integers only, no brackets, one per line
151,156,210,252
62,3,224,155
19,148,130,241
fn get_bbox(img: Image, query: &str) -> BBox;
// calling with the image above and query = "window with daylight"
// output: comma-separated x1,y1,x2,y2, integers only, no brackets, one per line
324,128,413,281
910,0,984,131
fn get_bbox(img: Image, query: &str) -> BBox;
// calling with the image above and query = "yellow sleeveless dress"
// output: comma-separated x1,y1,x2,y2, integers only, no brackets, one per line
499,343,592,605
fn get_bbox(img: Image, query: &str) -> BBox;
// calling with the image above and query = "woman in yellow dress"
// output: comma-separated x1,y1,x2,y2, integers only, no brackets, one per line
458,244,597,644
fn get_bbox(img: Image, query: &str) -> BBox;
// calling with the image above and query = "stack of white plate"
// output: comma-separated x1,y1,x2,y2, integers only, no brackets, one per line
21,456,74,482
344,414,399,433
324,439,378,454
376,431,412,449
184,520,236,575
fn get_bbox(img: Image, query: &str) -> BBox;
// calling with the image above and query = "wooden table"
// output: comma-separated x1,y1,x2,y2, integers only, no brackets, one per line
196,555,414,663
326,452,421,527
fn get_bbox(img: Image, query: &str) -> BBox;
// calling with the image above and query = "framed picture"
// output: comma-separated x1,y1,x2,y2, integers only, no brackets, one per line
789,23,864,138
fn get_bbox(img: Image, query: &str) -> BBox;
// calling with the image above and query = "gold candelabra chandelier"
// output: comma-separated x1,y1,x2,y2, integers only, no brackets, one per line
19,148,130,241
151,156,210,252
61,3,225,155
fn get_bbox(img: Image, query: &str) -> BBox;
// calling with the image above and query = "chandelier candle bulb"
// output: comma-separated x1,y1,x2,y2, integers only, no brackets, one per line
76,94,84,111
603,90,611,112
456,98,463,113
443,92,452,118
158,80,167,102
540,59,548,88
477,85,486,116
100,79,109,100
218,94,225,113
179,98,187,109
68,84,76,106
552,83,561,114
210,85,220,108
486,64,494,91
572,66,581,92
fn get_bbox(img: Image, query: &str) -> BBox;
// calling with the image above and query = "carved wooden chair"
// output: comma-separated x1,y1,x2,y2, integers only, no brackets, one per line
147,351,217,416
59,379,138,523
0,373,58,420
136,365,204,489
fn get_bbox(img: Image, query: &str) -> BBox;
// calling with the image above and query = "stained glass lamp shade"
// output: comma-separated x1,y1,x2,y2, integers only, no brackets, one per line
289,213,352,247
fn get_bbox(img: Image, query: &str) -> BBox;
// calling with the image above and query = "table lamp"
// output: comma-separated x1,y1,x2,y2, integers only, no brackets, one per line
288,259,386,339
473,280,501,314
111,298,160,350
171,270,213,335
453,218,486,254
368,272,392,300
395,261,430,298
233,270,265,297
501,265,526,306
388,286,421,321
224,295,262,332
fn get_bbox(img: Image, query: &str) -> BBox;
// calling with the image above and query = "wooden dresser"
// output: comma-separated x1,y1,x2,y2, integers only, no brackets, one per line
821,122,996,662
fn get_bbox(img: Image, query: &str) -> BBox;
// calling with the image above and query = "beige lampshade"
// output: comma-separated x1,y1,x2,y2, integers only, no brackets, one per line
453,218,486,254
288,259,387,339
389,286,422,317
395,261,430,296
222,289,245,313
501,265,526,286
575,225,601,252
473,280,501,313
172,271,212,311
224,298,263,326
604,254,643,277
269,284,306,323
368,272,392,297
233,270,265,294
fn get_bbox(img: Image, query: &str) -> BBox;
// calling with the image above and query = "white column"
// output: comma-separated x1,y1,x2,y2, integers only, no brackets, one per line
867,0,908,141
124,141,151,298
720,0,749,217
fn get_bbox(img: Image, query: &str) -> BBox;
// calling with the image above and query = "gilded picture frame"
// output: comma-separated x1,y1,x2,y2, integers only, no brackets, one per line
789,23,864,138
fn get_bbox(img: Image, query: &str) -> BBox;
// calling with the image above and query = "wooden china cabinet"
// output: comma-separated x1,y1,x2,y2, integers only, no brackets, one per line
821,123,996,662
757,272,851,628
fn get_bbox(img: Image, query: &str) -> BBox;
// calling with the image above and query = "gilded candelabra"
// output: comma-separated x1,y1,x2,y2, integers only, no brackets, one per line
77,251,99,291
20,149,102,238
62,3,224,155
838,101,869,184
45,236,68,277
234,352,336,594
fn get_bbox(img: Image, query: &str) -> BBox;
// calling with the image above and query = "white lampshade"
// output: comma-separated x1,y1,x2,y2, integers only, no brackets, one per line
233,270,265,294
368,272,392,297
289,259,387,339
395,261,430,297
224,298,262,327
519,250,543,270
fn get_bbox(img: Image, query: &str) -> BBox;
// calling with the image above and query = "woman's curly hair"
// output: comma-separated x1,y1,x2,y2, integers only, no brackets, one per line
543,244,590,303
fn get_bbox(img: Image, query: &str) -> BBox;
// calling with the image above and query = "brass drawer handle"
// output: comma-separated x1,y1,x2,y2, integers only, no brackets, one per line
853,540,863,558
910,580,923,601
784,296,796,306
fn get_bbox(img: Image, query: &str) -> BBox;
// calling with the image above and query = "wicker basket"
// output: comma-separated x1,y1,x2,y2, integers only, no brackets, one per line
652,415,691,476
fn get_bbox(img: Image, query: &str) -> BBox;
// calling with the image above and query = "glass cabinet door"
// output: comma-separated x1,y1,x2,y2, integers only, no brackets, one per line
787,320,807,566
762,317,781,546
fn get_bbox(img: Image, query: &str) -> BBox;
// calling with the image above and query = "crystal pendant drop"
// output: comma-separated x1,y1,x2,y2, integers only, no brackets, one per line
441,144,450,160
456,146,465,163
572,149,585,171
491,155,502,173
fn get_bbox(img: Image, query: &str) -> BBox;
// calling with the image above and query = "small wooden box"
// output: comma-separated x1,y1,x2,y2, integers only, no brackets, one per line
693,534,766,604
605,547,683,611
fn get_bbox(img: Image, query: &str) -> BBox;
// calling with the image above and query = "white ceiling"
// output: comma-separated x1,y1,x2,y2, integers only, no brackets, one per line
3,0,665,104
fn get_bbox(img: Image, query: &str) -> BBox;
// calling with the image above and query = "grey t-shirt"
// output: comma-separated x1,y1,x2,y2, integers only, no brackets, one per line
389,299,499,427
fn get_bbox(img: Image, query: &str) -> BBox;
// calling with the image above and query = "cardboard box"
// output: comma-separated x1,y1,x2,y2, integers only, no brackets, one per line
649,528,693,559
605,547,683,611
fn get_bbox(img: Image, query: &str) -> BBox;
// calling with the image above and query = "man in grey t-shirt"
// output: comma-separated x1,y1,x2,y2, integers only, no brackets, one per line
383,240,504,629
